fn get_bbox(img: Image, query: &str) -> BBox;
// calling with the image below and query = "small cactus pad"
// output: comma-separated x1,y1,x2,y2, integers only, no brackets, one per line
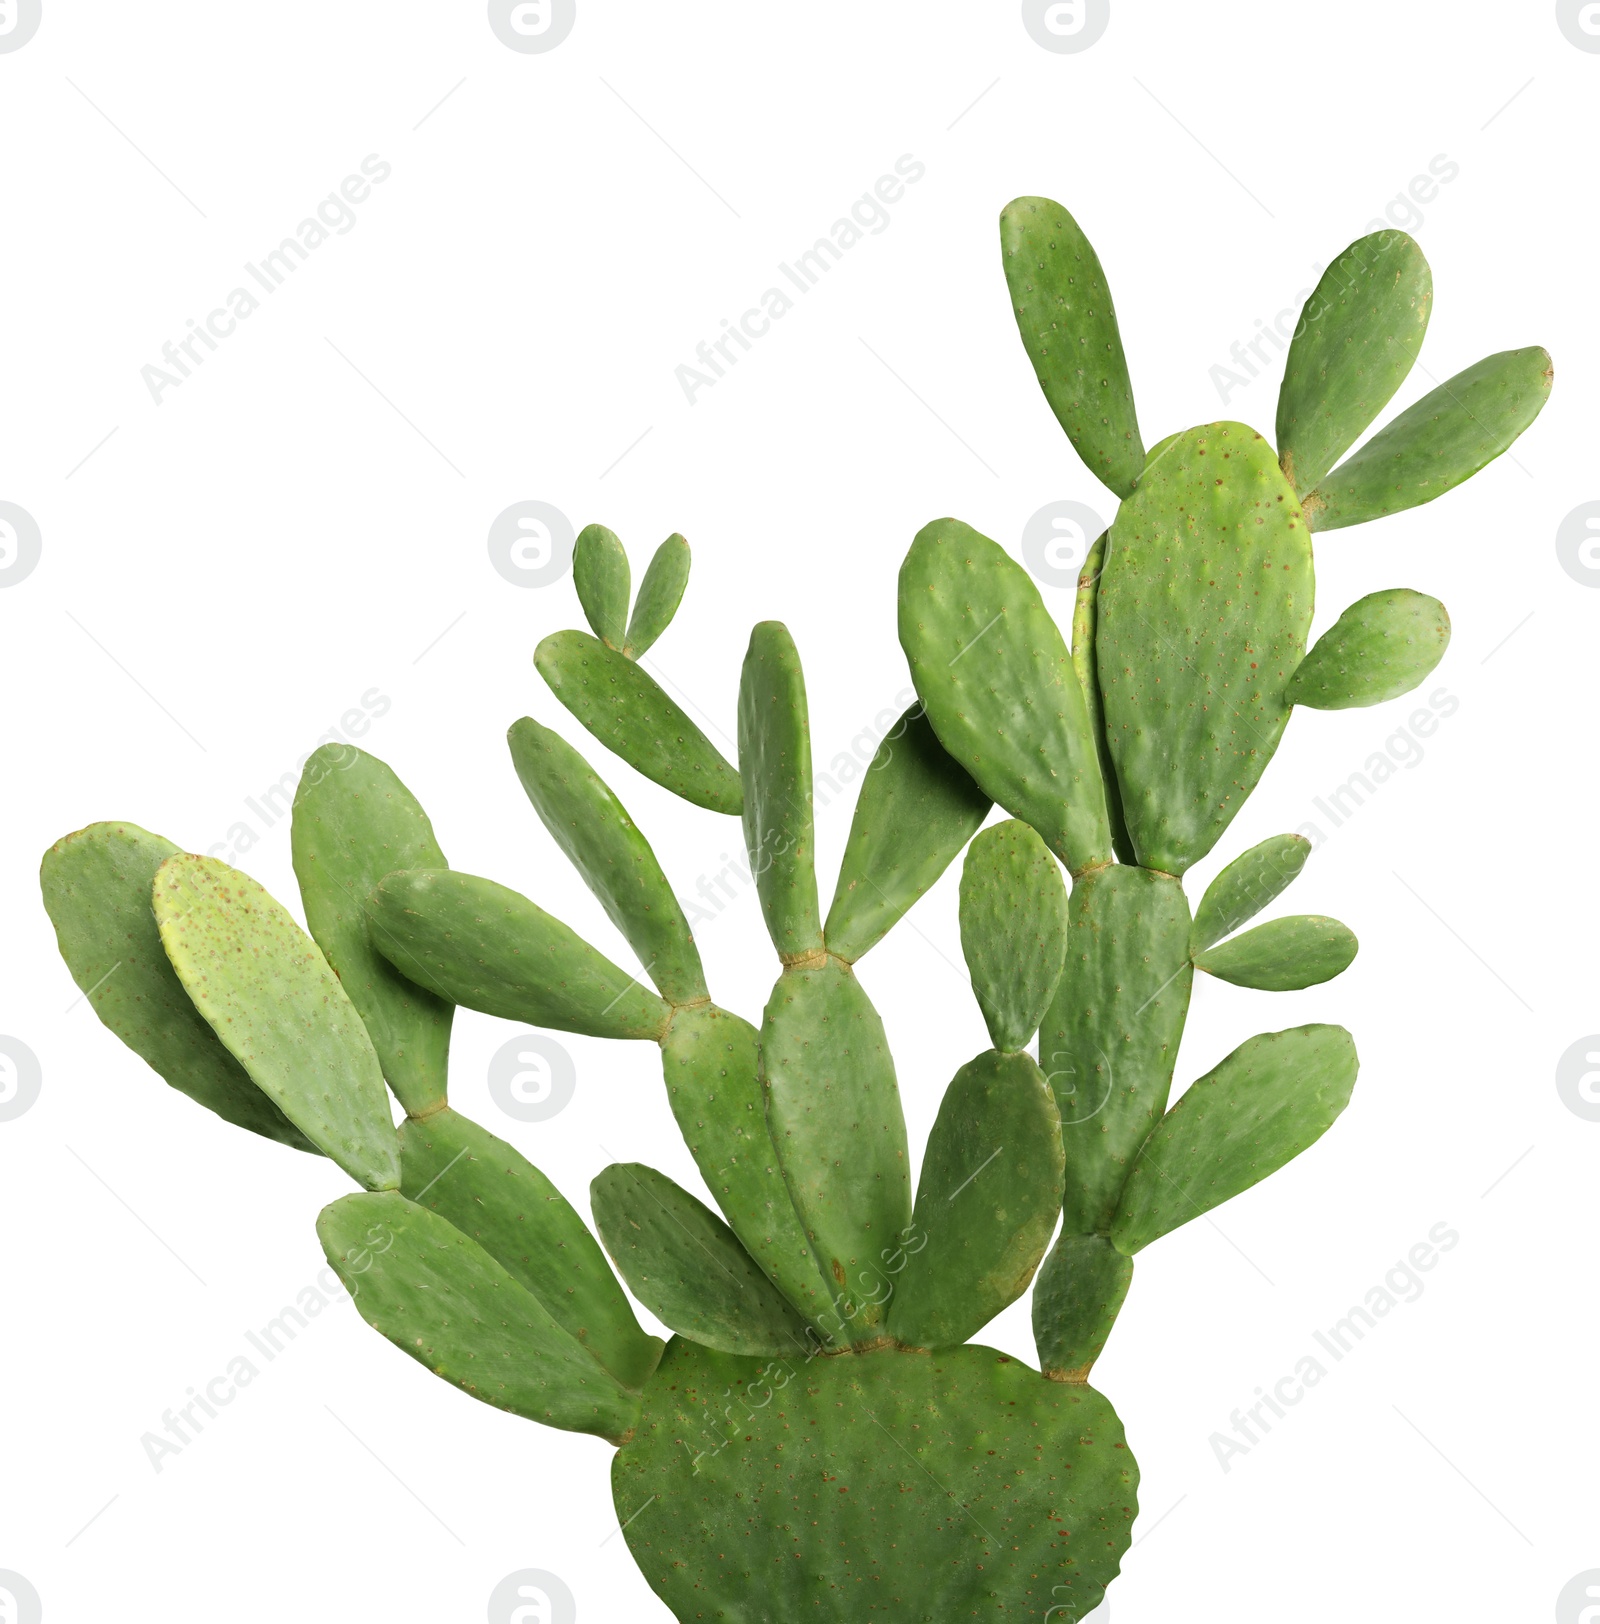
1276,231,1433,496
760,959,911,1342
535,629,743,815
153,854,399,1190
400,1106,662,1390
573,523,631,650
1190,833,1311,954
591,1163,813,1357
958,819,1069,1053
888,1049,1065,1349
318,1190,642,1442
659,1004,831,1328
1287,589,1451,710
1098,422,1313,874
625,533,691,658
40,823,314,1152
1112,1024,1359,1253
1041,865,1192,1235
1193,915,1358,991
614,1337,1136,1619
823,703,991,963
1000,195,1144,499
507,715,707,1005
899,518,1111,875
365,869,671,1041
291,745,454,1117
1302,346,1553,531
1071,529,1135,864
1033,1232,1135,1380
738,621,824,959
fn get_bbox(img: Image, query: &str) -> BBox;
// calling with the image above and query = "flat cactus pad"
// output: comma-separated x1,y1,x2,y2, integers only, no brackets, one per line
614,1337,1137,1619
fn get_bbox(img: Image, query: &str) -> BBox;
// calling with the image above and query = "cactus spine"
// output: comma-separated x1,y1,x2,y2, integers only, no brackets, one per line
40,199,1549,1620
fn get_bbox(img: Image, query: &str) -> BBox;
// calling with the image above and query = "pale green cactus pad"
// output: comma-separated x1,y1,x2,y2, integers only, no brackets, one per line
154,853,400,1190
41,194,1548,1622
41,822,316,1152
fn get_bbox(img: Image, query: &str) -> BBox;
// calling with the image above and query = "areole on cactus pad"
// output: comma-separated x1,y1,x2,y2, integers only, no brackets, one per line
40,196,1549,1620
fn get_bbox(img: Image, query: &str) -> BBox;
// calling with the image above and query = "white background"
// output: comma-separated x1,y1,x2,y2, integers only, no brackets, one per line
1,3,1595,1620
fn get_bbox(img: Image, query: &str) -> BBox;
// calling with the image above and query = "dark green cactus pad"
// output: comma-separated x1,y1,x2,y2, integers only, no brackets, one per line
823,703,990,964
507,715,707,1005
1287,588,1450,710
738,622,824,960
591,1162,813,1357
319,1190,642,1442
761,959,912,1343
888,1050,1064,1350
614,1337,1136,1620
400,1106,662,1390
365,869,670,1041
1302,346,1553,532
535,629,743,815
1111,1024,1358,1253
573,523,631,650
1098,421,1313,875
1000,195,1144,499
1041,865,1192,1235
625,533,691,658
40,823,314,1153
1276,230,1433,496
1033,1232,1134,1380
899,518,1111,876
153,854,399,1190
1070,529,1135,865
1190,833,1310,954
958,820,1069,1053
290,745,454,1118
659,1004,832,1328
1193,915,1358,991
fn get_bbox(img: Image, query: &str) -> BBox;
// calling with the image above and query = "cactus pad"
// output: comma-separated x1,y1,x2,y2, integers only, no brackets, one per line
591,1162,813,1357
1276,230,1433,496
319,1190,642,1442
1098,422,1313,874
888,1049,1064,1349
899,517,1111,874
536,629,743,814
41,823,315,1152
614,1337,1136,1620
400,1106,663,1389
1288,588,1451,710
291,746,454,1117
153,854,399,1189
823,703,991,963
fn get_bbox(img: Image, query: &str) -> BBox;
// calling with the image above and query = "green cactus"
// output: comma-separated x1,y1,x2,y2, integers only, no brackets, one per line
39,197,1549,1620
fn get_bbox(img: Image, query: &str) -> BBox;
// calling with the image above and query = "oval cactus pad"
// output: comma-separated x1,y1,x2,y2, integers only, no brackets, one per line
153,854,399,1190
1097,422,1313,875
899,517,1111,875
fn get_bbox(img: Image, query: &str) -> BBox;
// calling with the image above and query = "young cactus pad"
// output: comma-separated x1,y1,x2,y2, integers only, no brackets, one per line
39,198,1549,1620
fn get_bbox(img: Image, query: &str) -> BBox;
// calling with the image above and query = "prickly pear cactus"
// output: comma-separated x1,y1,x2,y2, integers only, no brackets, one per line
40,200,1549,1621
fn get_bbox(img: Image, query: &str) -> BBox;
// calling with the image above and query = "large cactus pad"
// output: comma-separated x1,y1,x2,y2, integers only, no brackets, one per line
614,1337,1137,1620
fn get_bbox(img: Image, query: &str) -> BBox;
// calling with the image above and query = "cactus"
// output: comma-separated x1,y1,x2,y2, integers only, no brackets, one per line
40,198,1549,1620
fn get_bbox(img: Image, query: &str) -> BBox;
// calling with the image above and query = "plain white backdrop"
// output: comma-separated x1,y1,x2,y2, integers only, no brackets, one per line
1,3,1596,1619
